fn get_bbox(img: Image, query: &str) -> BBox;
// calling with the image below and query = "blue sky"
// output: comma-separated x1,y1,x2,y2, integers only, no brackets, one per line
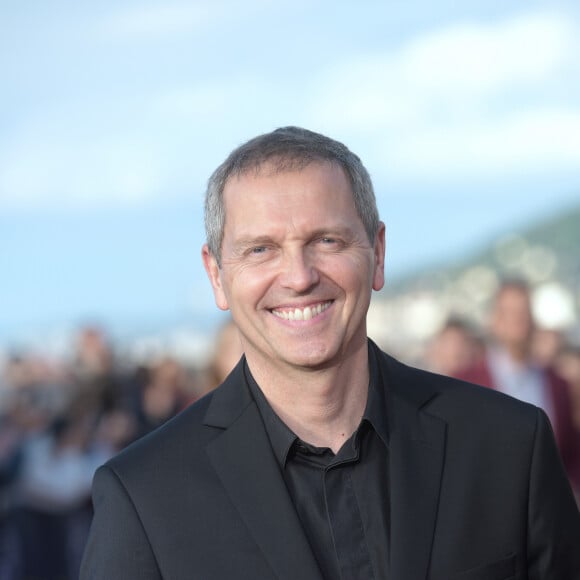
2,0,580,347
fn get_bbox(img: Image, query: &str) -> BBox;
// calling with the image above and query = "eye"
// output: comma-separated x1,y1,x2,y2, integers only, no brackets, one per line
314,236,346,252
245,245,273,258
318,236,344,248
250,246,267,254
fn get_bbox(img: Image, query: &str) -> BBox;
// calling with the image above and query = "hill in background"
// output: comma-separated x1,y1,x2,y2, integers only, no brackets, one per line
369,202,580,360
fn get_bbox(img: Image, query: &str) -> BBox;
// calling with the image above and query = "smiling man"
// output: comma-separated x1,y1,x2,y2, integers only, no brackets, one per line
81,127,580,580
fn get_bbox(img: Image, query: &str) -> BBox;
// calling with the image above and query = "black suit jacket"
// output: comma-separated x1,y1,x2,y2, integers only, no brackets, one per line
81,346,580,579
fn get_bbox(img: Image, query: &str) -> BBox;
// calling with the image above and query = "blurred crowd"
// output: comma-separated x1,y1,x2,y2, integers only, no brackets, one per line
1,279,580,579
0,322,243,580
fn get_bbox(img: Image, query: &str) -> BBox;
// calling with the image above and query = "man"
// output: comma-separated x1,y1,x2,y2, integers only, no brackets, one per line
81,127,580,579
457,280,580,495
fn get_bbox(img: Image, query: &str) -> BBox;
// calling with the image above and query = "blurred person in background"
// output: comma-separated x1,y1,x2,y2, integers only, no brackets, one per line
205,318,244,391
424,316,482,377
531,327,565,368
70,325,130,417
456,279,580,494
0,368,24,579
555,346,580,432
82,126,580,579
0,353,68,578
12,411,110,580
131,357,191,440
0,327,141,579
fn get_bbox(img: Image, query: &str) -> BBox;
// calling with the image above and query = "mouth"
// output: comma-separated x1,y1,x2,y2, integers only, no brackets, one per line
270,300,333,321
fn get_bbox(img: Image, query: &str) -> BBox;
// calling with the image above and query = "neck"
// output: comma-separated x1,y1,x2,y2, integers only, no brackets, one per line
246,344,370,453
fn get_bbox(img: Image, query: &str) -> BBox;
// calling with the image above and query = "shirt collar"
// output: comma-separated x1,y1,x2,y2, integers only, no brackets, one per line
363,341,390,449
244,361,296,468
244,340,389,469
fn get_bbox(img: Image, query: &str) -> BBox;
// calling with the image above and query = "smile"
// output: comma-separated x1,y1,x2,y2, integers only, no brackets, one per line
271,301,332,321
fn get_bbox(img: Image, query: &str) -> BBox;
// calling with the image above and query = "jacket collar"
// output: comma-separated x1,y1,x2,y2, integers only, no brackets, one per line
379,349,447,580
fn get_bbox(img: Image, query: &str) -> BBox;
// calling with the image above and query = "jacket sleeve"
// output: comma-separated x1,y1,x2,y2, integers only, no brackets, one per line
80,464,162,580
527,408,580,579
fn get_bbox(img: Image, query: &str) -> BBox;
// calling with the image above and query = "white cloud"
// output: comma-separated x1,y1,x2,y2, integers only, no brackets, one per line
384,108,580,179
3,7,579,212
307,10,580,181
400,12,573,96
0,77,282,210
310,12,577,129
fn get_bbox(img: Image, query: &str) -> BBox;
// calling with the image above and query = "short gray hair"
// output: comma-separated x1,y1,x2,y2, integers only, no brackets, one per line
204,126,379,265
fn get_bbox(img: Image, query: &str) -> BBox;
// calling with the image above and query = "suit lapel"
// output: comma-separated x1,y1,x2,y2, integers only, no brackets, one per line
204,363,323,580
381,354,447,580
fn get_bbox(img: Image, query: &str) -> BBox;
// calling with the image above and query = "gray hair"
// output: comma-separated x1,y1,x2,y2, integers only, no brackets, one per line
204,126,379,265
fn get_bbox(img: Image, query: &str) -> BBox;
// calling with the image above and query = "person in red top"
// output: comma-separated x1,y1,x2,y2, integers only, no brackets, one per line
457,280,580,495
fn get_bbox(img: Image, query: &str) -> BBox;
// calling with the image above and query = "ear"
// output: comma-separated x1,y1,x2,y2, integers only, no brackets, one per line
202,244,229,311
372,221,386,292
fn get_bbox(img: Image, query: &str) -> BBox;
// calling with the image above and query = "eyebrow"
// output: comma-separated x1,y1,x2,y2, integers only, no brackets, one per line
231,235,271,247
232,226,358,250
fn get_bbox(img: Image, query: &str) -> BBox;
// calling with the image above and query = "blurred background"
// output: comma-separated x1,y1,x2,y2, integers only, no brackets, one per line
1,1,580,578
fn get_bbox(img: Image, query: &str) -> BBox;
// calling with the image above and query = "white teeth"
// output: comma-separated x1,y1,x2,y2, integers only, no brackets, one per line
272,302,330,321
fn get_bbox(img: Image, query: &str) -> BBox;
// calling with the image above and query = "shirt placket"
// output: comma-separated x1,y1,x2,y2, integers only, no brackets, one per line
323,462,375,580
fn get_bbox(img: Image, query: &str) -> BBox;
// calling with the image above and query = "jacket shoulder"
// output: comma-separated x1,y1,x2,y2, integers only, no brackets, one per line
107,389,216,478
379,350,540,427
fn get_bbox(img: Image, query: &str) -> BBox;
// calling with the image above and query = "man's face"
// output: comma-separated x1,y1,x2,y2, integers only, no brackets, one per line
203,161,385,374
490,287,534,349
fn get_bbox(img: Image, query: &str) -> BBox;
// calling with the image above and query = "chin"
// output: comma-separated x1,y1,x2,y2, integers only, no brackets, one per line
284,345,338,370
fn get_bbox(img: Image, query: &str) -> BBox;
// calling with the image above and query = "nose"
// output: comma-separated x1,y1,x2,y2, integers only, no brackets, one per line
278,247,320,293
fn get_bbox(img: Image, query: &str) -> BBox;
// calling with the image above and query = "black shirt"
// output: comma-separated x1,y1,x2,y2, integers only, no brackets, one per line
245,344,390,580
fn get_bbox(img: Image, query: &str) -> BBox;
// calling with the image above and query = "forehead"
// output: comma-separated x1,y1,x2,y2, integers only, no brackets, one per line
221,162,360,237
495,287,530,308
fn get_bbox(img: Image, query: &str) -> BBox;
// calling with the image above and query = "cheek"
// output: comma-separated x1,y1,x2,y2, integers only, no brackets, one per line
225,267,271,310
341,255,377,289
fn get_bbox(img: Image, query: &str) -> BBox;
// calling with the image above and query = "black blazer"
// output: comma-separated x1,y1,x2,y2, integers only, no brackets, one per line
81,347,580,579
